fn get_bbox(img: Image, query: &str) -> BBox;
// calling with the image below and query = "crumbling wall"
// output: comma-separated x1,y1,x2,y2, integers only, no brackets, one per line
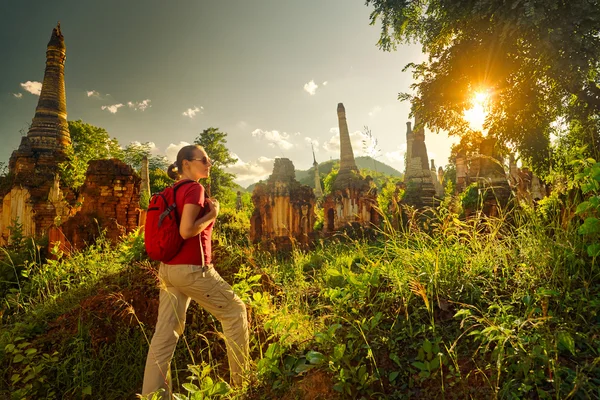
59,159,141,250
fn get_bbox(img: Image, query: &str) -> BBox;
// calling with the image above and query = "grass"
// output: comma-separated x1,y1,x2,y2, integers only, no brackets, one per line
0,192,599,399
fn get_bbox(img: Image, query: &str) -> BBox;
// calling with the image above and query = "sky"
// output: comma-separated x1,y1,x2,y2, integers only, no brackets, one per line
0,0,461,187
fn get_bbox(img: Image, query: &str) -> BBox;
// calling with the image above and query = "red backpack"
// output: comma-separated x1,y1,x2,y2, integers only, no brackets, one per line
144,180,196,262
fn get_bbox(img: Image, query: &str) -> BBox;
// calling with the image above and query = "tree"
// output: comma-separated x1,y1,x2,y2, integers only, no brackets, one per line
59,120,122,189
194,128,237,199
121,142,170,172
367,0,600,174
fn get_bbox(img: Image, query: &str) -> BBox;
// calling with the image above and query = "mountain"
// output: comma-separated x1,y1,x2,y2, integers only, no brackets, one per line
245,156,403,192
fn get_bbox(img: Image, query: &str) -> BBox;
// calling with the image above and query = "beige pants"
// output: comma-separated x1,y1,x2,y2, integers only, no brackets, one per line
142,263,249,398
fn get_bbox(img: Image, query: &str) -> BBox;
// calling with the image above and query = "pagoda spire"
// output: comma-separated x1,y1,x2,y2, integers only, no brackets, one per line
23,22,70,156
332,103,360,191
337,103,358,172
312,144,323,198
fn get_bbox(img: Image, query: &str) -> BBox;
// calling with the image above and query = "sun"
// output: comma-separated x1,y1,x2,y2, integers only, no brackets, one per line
464,90,490,131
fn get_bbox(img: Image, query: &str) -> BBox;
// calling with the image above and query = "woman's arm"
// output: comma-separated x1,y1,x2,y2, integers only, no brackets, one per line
179,202,216,239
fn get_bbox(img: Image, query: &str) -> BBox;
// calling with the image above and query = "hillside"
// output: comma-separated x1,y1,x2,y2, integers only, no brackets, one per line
246,156,402,192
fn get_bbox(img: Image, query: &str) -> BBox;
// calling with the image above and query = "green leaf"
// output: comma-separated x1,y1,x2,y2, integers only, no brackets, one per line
557,331,576,355
423,339,432,354
576,201,591,215
210,381,229,395
430,356,441,370
24,348,37,356
334,344,346,360
306,351,325,365
389,371,399,382
13,354,24,363
578,217,600,235
454,309,472,319
587,243,600,257
294,362,314,374
412,361,426,371
82,386,92,395
327,268,342,277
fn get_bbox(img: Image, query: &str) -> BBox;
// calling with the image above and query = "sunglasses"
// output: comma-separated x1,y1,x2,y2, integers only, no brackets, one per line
189,156,212,165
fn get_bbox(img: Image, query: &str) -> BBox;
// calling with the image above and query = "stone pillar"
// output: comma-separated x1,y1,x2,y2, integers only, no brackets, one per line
403,113,438,208
140,156,150,196
456,150,467,193
405,122,413,173
312,146,323,198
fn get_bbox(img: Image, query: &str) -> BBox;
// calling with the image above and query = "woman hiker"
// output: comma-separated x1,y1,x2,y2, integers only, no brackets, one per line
142,144,249,398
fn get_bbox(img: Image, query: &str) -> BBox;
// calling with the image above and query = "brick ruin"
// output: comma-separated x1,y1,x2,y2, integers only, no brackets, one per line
402,116,441,208
0,24,142,250
59,160,141,250
322,103,379,232
455,137,512,216
250,158,316,250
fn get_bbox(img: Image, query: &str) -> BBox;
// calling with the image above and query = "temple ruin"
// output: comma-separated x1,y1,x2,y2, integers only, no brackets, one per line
1,24,74,244
250,158,316,250
402,116,440,208
59,160,141,250
454,137,512,216
322,103,379,232
0,24,142,249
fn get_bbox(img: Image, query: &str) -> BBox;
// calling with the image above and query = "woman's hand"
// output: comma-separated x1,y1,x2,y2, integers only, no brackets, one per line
208,198,220,218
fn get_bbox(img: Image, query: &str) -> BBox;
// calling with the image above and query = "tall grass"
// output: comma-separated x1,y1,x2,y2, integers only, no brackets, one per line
1,197,599,399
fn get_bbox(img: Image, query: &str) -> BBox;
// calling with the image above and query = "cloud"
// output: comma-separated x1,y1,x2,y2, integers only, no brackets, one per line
385,144,407,163
251,129,295,150
182,106,203,118
87,90,100,97
322,127,375,157
20,81,42,96
322,81,328,86
368,106,382,117
165,141,192,162
12,93,23,99
101,103,124,114
237,121,248,129
128,99,151,111
304,137,320,151
303,80,318,95
127,140,161,155
227,154,274,186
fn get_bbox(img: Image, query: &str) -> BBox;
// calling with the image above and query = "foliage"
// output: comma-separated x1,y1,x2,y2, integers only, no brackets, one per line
377,178,401,214
121,142,170,172
322,166,339,194
58,120,122,190
2,169,600,398
194,128,237,200
148,168,174,194
573,157,600,257
459,183,480,211
367,0,600,173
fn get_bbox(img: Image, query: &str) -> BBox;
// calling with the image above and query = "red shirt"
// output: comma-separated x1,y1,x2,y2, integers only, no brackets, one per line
166,181,213,265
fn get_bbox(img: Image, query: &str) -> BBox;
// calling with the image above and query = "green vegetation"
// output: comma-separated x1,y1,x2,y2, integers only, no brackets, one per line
194,128,238,199
367,0,600,172
1,156,599,398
